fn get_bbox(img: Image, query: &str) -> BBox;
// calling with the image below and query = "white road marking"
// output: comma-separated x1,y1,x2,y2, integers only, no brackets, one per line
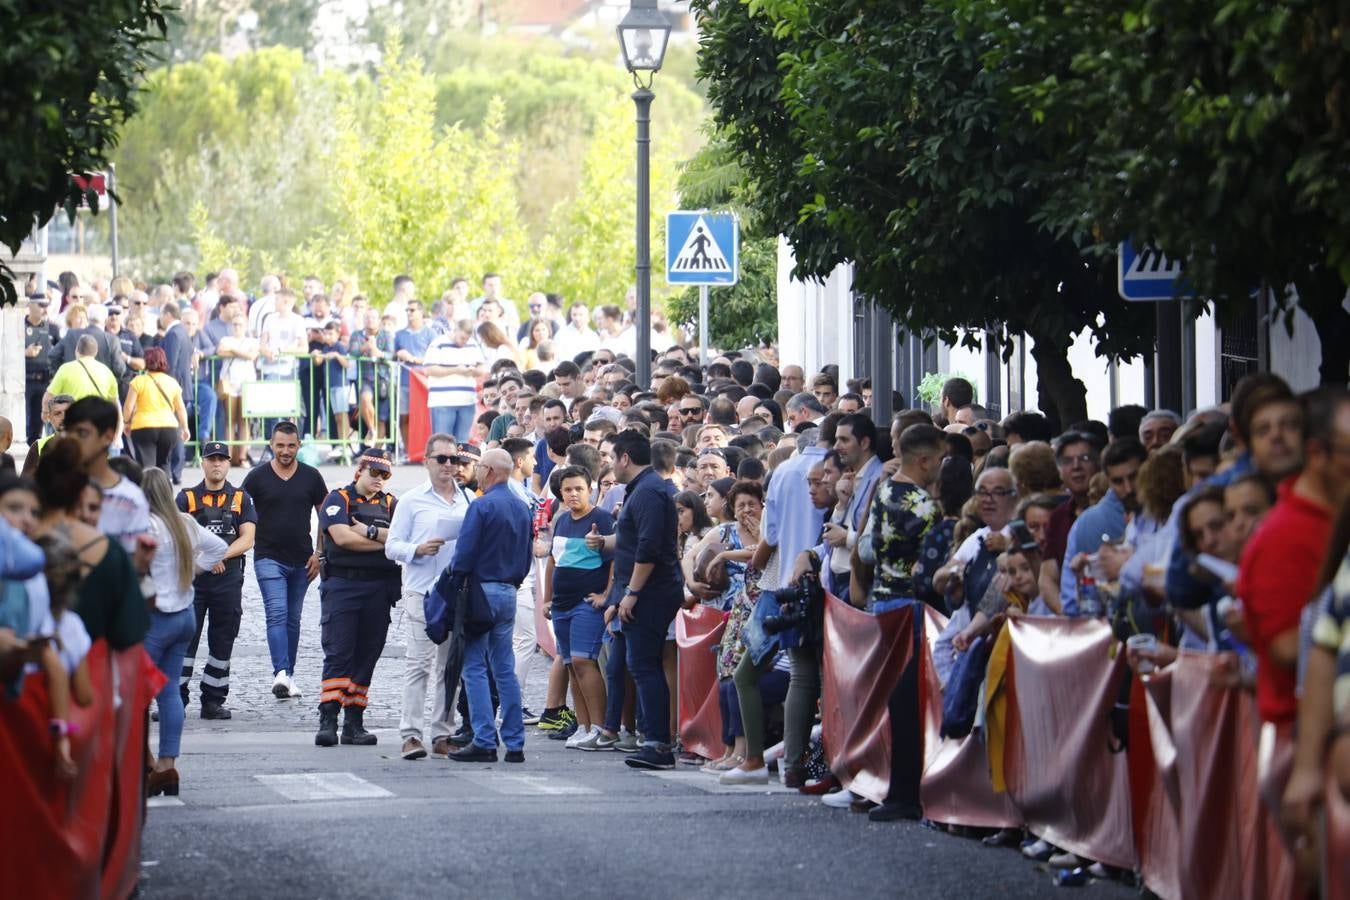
453,772,599,796
640,771,796,795
254,772,394,802
146,796,185,808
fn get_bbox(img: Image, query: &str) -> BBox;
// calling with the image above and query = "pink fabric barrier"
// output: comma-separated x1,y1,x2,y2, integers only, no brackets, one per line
675,606,727,761
534,567,556,659
918,605,1022,828
1003,617,1138,870
820,594,915,805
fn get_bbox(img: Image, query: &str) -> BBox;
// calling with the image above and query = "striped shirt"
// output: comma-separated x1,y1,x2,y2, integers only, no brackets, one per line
424,335,485,408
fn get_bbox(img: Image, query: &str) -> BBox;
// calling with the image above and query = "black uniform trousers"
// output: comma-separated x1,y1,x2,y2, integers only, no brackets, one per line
319,573,399,709
181,574,244,706
25,379,46,447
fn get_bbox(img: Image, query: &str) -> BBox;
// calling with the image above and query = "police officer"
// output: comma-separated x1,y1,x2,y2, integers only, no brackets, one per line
315,448,401,747
175,441,258,719
23,293,60,445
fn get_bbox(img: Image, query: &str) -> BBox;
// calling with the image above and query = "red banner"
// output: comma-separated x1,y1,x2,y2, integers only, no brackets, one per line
675,606,727,761
0,641,160,899
406,367,431,463
820,593,915,805
1003,617,1137,870
918,605,1022,828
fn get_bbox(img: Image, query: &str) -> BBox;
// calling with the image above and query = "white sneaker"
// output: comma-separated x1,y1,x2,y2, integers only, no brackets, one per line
285,672,302,698
763,741,785,766
565,726,593,749
272,671,290,699
821,788,857,809
718,766,769,785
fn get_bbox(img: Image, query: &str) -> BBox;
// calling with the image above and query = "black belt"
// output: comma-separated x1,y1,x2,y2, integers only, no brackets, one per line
324,565,398,582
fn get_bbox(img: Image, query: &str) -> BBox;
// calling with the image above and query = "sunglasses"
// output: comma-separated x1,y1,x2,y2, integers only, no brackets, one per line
430,454,457,465
680,407,704,416
368,469,391,479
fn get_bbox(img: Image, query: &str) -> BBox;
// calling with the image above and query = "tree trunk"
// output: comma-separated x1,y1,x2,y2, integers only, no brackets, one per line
1293,267,1350,386
1027,324,1088,433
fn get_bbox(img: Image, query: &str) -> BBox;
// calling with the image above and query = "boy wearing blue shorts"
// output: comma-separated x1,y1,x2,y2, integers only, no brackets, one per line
542,465,614,750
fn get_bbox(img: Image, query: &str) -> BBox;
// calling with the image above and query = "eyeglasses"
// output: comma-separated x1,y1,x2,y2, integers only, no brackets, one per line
430,454,456,465
974,488,1014,499
368,469,391,479
679,406,704,416
1059,452,1095,467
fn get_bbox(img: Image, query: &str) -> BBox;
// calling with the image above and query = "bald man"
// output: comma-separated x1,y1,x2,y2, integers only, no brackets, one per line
0,416,11,453
446,447,535,763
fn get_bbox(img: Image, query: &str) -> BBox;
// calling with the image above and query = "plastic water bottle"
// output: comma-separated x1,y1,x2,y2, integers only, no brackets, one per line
1078,576,1103,619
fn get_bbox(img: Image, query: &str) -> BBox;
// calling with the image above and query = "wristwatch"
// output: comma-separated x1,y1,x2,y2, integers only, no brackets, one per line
366,524,379,541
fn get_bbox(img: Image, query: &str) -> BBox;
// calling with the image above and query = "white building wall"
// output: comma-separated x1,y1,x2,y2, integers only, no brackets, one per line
775,237,854,382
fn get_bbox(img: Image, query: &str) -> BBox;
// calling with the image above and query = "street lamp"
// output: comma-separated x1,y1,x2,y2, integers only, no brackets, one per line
616,0,671,390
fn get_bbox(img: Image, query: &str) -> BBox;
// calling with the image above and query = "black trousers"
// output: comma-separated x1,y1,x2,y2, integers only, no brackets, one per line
885,616,923,808
131,426,178,470
180,576,244,705
25,380,46,447
319,575,397,709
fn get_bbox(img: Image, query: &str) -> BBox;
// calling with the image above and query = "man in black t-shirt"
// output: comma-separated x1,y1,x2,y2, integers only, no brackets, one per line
176,442,258,719
313,448,401,747
240,422,329,701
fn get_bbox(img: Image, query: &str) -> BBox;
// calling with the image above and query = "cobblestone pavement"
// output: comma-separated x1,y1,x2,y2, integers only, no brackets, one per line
169,462,551,735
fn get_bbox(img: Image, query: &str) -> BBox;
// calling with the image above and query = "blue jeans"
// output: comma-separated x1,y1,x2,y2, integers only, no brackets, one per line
462,582,525,752
145,606,197,758
430,404,476,444
255,558,309,675
603,627,628,733
191,379,217,444
623,590,681,748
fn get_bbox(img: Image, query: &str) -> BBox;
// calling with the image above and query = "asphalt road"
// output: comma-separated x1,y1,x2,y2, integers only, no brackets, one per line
141,462,1137,900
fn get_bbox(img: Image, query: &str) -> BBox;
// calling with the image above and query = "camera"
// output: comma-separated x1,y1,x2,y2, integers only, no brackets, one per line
763,574,823,635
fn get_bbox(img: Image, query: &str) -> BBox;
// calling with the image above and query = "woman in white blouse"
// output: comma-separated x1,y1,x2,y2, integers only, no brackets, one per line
142,467,228,796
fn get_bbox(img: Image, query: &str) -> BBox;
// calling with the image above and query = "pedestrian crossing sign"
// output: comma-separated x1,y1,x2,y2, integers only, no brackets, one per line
666,211,738,286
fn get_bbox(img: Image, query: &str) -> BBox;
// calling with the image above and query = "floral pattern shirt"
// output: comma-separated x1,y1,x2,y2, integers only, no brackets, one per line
865,479,939,603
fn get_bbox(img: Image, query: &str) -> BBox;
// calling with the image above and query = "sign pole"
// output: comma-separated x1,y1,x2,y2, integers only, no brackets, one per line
108,163,120,277
698,284,710,364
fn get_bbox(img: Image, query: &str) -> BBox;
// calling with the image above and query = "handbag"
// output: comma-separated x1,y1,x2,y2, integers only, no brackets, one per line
424,566,493,644
694,525,733,593
941,634,992,739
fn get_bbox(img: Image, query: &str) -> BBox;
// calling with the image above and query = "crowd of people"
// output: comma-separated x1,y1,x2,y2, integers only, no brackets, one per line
4,267,1349,895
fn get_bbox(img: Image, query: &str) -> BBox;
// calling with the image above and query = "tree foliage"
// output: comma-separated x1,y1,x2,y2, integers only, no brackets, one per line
0,0,169,303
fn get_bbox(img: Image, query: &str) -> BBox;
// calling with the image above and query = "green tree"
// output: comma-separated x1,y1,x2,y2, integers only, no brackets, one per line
693,0,1152,425
965,0,1350,384
0,0,169,302
165,0,322,62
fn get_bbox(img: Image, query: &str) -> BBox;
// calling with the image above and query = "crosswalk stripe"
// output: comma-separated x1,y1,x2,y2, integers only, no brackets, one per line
254,772,394,802
146,796,185,808
453,771,599,796
640,770,796,795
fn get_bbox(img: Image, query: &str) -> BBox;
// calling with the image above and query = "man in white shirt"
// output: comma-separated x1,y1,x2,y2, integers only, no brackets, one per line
422,320,488,443
385,434,474,759
259,288,306,380
553,301,601,363
597,304,635,358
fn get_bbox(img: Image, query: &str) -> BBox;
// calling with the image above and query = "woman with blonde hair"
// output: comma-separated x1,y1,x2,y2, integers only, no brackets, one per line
141,467,228,796
477,320,521,367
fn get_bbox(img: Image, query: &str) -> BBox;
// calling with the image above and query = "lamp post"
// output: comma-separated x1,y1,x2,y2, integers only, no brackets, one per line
617,0,671,390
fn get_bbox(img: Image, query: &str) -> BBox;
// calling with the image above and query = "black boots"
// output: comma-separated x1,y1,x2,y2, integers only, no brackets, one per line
341,706,378,746
315,701,340,747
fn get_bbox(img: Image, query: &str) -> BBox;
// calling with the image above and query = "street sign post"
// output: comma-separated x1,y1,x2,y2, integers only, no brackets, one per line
1117,239,1194,302
667,211,738,363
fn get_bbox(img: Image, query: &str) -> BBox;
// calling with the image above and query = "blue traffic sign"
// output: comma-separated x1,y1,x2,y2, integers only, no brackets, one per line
1118,239,1195,302
666,211,738,286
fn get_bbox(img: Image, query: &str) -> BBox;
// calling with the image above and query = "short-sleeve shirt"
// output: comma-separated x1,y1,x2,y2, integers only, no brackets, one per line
318,484,399,575
48,357,119,403
1311,551,1350,720
260,314,305,377
866,479,939,603
127,372,183,430
1236,476,1334,724
394,326,435,389
241,461,329,565
176,482,259,586
99,476,151,555
423,335,484,408
308,339,348,390
550,507,615,610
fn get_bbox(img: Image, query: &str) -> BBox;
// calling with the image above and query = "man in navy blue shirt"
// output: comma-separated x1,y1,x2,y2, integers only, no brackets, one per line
447,448,534,763
587,429,684,770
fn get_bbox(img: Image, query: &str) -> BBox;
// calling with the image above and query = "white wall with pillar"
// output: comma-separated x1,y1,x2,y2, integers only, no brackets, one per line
775,237,855,382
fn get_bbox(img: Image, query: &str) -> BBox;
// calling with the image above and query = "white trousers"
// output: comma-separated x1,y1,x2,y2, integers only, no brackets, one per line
398,589,454,742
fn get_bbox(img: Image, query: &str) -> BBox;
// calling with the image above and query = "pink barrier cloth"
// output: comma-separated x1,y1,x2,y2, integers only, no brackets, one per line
534,570,557,659
918,605,1022,828
675,606,727,761
820,594,915,805
1003,617,1137,870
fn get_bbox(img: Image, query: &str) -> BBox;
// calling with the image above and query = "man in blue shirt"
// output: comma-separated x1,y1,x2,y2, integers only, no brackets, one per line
393,299,434,457
447,448,534,763
587,429,684,770
1060,437,1147,614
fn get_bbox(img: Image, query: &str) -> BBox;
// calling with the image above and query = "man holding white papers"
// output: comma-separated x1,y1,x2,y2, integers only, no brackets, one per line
385,433,475,759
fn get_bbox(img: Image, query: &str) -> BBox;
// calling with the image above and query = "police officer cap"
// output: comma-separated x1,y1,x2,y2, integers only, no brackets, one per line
455,443,482,462
358,448,393,474
201,441,230,459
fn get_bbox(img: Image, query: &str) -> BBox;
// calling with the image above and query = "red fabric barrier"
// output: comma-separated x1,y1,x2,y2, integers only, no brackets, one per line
820,593,915,805
675,606,726,761
533,567,557,660
1003,617,1137,870
1130,652,1296,900
918,605,1022,828
406,367,431,463
0,641,160,900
